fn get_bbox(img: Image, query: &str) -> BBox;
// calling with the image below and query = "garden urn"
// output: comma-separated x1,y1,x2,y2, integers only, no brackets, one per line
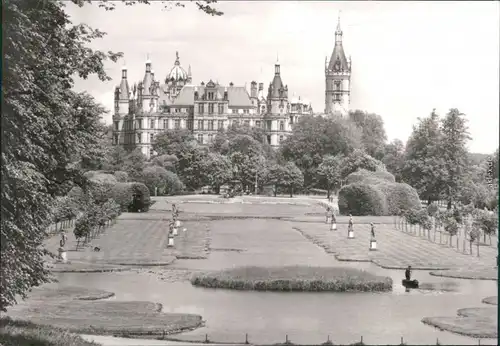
330,222,337,231
58,247,68,263
369,238,377,251
167,235,175,247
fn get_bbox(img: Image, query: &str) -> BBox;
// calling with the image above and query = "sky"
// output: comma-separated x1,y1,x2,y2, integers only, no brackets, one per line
67,1,499,154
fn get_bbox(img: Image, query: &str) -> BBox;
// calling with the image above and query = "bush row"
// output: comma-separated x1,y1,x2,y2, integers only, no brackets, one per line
338,170,421,216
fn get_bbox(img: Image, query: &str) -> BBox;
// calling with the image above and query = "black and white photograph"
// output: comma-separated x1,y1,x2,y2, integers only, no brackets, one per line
2,1,499,345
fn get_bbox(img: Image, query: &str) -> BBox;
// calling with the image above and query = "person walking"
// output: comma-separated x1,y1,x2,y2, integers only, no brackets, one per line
370,223,376,238
405,265,412,281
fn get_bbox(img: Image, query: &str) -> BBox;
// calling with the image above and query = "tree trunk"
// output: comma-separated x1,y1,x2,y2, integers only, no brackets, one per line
273,185,277,197
483,232,487,244
290,187,293,198
470,241,473,255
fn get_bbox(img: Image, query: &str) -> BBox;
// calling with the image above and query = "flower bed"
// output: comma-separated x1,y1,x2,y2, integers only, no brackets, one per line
191,266,393,292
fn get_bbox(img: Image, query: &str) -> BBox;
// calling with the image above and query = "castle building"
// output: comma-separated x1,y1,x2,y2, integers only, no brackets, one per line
112,52,313,159
325,15,352,116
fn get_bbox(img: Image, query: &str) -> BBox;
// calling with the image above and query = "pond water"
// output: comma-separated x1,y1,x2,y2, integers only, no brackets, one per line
53,204,499,345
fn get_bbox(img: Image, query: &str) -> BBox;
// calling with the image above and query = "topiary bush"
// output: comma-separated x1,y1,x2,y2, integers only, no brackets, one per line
129,182,151,212
111,183,135,211
346,169,396,185
338,183,388,216
376,182,421,216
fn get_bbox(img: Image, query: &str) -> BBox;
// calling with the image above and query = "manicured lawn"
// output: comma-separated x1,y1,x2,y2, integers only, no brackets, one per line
191,266,393,292
422,307,497,338
0,317,98,346
429,267,498,280
23,285,115,302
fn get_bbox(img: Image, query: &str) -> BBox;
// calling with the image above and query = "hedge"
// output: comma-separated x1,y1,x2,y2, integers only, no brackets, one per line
375,181,421,215
111,182,135,211
338,183,388,216
346,169,396,185
129,182,151,212
114,171,129,182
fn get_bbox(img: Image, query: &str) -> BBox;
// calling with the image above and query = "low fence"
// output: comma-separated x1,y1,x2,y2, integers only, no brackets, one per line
159,332,486,345
420,200,447,208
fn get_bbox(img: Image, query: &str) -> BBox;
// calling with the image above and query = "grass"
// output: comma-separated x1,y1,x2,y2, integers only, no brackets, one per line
0,317,98,346
23,285,115,302
429,267,498,280
422,307,497,338
482,296,498,305
191,266,393,292
8,300,203,338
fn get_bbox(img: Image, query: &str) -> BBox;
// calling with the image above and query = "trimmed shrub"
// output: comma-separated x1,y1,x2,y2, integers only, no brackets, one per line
376,181,421,215
191,266,392,292
111,182,134,211
84,171,117,185
346,169,396,185
129,182,151,212
338,183,388,216
114,171,129,182
427,202,439,216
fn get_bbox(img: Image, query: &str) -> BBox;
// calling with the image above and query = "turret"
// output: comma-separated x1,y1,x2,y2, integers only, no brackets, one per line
250,81,258,98
118,66,130,115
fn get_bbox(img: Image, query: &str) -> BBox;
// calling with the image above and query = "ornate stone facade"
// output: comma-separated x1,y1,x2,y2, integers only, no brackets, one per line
112,53,312,158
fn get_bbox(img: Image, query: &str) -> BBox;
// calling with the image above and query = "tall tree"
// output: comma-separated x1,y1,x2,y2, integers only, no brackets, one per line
315,155,344,198
152,129,196,158
382,139,405,181
199,153,233,194
440,108,471,208
280,115,362,188
349,110,387,159
340,149,385,180
401,110,446,204
1,0,222,311
268,162,304,197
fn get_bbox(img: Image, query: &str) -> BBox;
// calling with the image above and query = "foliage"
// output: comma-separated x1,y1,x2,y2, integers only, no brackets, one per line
122,148,147,181
150,154,178,173
176,144,210,190
382,139,405,182
315,155,344,197
402,110,446,203
268,162,304,197
340,149,385,180
280,115,363,187
74,215,92,240
404,208,431,229
440,108,472,206
474,210,498,236
129,183,151,212
345,169,395,185
376,182,421,216
84,171,118,185
113,171,129,182
427,202,439,216
199,152,233,193
191,266,393,292
163,171,185,195
152,129,196,158
92,0,224,16
457,178,491,209
338,183,388,216
111,183,135,211
348,110,387,159
443,216,459,236
0,316,98,346
142,165,171,195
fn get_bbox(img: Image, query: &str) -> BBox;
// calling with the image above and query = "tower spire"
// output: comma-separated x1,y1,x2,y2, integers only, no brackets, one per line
335,11,343,44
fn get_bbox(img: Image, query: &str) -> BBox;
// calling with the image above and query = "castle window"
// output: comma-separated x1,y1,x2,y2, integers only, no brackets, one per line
335,81,341,91
150,119,154,129
255,120,261,128
261,106,265,114
208,120,214,130
232,109,237,114
279,135,284,143
163,119,168,129
266,120,272,130
114,121,119,131
198,120,204,130
174,119,180,129
198,103,204,114
137,119,143,129
243,109,249,114
113,134,118,145
187,120,193,130
217,120,224,129
208,134,214,143
197,134,203,144
208,92,214,100
149,148,154,158
150,133,154,144
208,103,214,114
136,133,141,144
218,104,224,114
175,108,179,113
266,135,271,144
279,121,284,131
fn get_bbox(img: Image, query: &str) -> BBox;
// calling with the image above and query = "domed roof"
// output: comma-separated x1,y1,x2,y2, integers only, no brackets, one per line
166,51,188,82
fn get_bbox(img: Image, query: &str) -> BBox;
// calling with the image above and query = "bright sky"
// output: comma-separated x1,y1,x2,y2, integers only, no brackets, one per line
68,1,499,154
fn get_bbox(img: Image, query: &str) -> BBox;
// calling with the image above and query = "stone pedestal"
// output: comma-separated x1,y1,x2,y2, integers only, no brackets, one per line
175,220,181,228
369,239,377,251
348,230,354,239
330,222,337,231
58,247,68,263
168,237,174,247
173,227,178,236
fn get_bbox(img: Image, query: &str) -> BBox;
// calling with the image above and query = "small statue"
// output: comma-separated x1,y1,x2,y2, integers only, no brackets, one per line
370,222,376,239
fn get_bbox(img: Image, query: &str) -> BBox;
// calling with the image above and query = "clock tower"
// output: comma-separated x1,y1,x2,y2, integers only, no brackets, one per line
325,14,351,116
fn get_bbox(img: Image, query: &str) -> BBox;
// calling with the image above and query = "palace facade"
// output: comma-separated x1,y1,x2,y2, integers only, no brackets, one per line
112,52,313,159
